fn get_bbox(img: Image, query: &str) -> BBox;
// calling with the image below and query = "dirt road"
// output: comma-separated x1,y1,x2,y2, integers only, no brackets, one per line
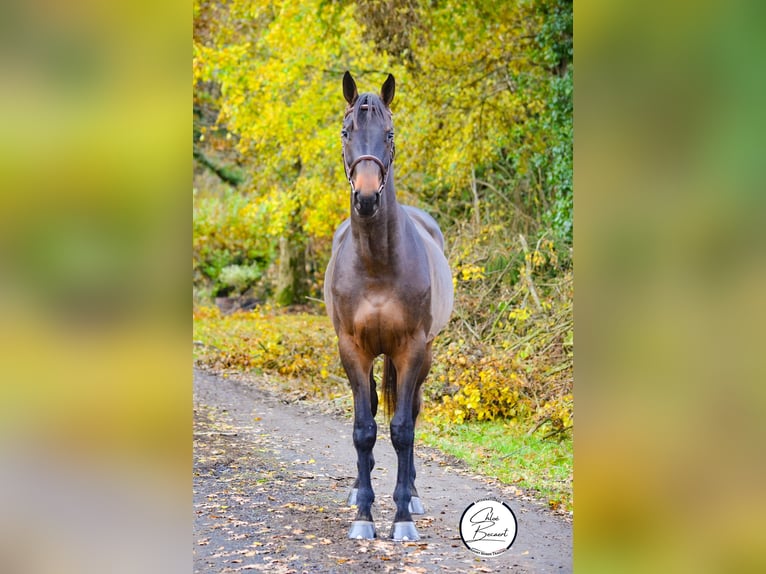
193,369,572,573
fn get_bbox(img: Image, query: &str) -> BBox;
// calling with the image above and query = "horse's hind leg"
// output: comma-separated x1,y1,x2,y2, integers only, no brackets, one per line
408,345,431,516
408,389,424,515
339,336,377,539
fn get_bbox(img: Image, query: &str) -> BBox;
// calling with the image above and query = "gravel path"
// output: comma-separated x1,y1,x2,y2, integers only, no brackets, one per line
193,368,572,573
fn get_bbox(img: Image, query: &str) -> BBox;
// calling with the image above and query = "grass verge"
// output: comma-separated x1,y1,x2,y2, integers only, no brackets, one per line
417,418,572,513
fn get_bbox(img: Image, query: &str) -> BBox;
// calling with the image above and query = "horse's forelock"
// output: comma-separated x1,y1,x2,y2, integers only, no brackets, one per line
349,93,391,129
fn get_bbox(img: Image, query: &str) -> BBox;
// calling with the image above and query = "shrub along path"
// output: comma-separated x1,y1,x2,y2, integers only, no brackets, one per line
194,368,571,573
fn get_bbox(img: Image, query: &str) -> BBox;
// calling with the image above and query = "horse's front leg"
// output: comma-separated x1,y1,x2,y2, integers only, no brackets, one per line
338,335,377,539
389,337,428,541
347,369,377,506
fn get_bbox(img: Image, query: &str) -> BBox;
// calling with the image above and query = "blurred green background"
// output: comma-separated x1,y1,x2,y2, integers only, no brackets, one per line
0,1,188,573
576,0,766,571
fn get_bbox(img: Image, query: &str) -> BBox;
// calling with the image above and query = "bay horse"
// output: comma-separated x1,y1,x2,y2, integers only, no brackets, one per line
324,71,454,541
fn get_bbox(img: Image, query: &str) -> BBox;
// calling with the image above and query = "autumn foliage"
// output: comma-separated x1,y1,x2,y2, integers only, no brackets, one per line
193,0,572,437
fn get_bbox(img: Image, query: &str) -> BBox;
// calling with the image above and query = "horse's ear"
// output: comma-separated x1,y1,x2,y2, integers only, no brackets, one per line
380,74,395,107
343,71,358,105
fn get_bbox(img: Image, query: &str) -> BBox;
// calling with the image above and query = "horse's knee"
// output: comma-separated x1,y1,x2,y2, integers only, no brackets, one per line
390,419,414,451
353,420,377,451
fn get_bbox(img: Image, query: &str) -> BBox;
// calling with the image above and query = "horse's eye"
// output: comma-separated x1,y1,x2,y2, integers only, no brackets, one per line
386,131,394,142
341,129,349,139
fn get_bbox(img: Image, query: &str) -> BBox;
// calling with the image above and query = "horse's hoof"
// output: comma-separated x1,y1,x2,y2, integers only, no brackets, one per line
390,521,420,541
409,496,425,515
347,488,358,506
348,520,377,540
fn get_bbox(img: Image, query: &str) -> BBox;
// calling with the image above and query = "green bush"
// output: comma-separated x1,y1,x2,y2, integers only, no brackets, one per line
193,188,274,299
218,264,262,297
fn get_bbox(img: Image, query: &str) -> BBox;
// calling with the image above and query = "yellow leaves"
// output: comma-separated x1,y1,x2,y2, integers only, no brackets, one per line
195,0,396,240
432,348,526,424
429,262,572,431
527,249,546,268
524,237,559,271
303,178,346,240
193,306,346,397
193,305,220,320
531,393,573,439
458,264,485,282
508,307,531,323
194,0,571,270
389,0,547,192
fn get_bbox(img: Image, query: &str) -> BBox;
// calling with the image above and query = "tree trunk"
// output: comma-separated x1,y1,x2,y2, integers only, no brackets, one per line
275,233,307,307
275,159,307,306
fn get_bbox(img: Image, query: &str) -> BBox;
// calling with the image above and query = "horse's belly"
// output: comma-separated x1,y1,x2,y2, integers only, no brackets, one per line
352,297,409,356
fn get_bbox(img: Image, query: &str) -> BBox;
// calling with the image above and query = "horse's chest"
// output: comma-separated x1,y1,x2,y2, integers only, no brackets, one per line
351,294,411,355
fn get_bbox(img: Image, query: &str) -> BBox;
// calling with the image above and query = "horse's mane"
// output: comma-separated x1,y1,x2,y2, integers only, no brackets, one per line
345,92,392,129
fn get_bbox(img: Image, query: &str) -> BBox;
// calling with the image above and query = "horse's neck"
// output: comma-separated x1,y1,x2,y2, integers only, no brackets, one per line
351,189,401,270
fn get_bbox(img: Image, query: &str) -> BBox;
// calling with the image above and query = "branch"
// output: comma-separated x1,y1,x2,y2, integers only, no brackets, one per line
327,374,348,386
193,146,244,187
470,166,480,230
474,178,537,224
518,234,543,314
526,416,551,437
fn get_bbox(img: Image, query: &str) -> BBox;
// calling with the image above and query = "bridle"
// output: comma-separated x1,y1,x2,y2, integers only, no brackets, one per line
342,153,392,194
341,110,395,198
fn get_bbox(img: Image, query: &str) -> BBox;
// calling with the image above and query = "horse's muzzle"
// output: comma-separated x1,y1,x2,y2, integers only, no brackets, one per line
353,190,381,217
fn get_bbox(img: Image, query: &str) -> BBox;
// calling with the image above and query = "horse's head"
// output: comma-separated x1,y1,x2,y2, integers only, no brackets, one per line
341,71,396,218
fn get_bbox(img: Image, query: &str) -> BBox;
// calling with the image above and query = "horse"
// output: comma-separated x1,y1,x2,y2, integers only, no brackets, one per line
324,71,454,541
